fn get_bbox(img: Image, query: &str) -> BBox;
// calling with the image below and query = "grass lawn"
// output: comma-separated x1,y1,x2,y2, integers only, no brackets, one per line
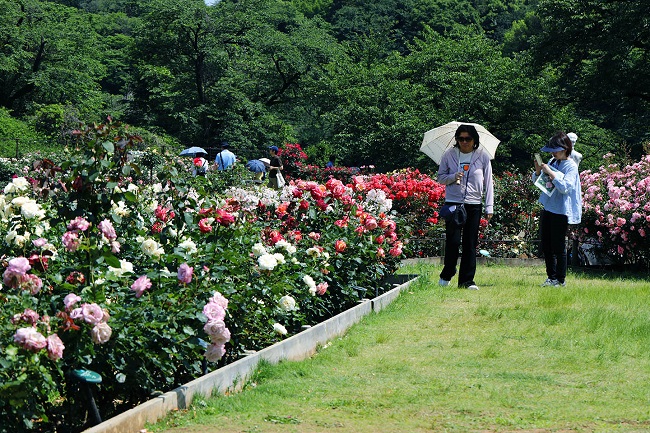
149,263,650,433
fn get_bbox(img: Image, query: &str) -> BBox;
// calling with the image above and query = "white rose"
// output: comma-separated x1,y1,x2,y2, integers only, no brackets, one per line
4,177,30,194
258,254,277,271
278,295,297,311
306,247,321,258
252,243,267,257
108,259,134,278
273,323,287,335
273,253,286,264
21,201,45,220
178,239,197,254
141,239,164,259
303,275,316,289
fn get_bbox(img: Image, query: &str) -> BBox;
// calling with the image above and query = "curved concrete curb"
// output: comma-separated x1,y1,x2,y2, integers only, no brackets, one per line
83,276,420,433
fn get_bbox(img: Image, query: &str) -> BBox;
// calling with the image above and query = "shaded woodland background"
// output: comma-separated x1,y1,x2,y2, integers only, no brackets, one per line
1,0,648,172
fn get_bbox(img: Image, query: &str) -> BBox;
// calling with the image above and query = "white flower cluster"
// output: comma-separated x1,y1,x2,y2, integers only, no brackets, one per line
106,259,134,280
303,275,317,295
363,188,393,214
275,240,297,255
138,237,165,260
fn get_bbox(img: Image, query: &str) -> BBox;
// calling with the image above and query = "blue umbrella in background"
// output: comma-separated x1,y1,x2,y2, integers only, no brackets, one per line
246,159,266,173
246,159,267,181
180,146,207,157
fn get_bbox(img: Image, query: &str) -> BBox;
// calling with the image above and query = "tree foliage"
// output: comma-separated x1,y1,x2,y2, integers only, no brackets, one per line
0,0,646,172
532,0,650,149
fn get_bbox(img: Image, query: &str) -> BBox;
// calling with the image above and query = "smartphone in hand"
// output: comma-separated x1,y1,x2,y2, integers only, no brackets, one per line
534,153,543,166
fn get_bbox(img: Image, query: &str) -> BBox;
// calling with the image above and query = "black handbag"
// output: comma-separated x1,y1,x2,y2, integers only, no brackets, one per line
440,203,467,225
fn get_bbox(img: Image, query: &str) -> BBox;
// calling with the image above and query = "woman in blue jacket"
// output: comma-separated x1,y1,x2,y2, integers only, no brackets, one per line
533,131,583,287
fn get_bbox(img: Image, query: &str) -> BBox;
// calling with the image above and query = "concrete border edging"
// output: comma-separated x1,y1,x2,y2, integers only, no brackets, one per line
83,276,420,433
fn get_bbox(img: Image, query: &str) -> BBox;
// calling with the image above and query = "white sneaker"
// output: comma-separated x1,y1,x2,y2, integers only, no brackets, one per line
438,278,450,286
541,278,563,287
467,284,479,290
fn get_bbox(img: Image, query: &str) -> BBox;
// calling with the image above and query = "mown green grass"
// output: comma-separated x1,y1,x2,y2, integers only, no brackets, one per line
150,264,650,433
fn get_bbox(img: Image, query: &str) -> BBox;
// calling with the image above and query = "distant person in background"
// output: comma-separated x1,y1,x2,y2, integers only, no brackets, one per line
267,146,283,189
215,141,236,170
325,155,335,168
192,153,209,177
567,133,582,167
245,159,267,182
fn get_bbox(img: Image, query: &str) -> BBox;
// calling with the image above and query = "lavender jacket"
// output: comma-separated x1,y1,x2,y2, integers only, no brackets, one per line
437,146,494,215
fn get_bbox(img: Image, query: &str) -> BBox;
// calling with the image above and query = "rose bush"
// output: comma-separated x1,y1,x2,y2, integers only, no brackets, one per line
579,153,650,267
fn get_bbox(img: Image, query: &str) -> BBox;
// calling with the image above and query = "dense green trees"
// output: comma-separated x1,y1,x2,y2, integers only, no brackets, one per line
1,0,647,171
532,0,650,156
127,0,342,155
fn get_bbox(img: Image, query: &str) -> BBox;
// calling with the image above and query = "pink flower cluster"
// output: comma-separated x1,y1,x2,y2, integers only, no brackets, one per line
580,154,650,261
202,292,231,362
3,257,43,294
12,309,65,361
66,296,113,345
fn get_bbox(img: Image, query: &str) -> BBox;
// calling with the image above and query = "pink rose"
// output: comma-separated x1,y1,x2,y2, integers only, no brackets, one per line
81,303,104,325
131,275,152,298
67,216,91,232
32,238,48,248
335,240,347,253
23,274,43,295
62,231,80,252
316,282,328,296
178,263,193,284
364,217,378,230
46,334,65,360
98,219,117,240
216,209,235,226
3,257,31,288
209,292,229,310
16,309,39,325
205,342,226,362
64,293,82,311
203,319,231,344
14,327,47,352
90,322,112,344
198,218,213,233
203,303,226,321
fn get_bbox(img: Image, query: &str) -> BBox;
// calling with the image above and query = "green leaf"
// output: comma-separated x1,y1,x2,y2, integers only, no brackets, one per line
103,253,121,268
124,191,137,202
102,141,115,153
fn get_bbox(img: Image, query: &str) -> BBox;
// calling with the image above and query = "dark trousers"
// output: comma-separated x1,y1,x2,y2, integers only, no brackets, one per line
541,210,568,283
440,203,482,287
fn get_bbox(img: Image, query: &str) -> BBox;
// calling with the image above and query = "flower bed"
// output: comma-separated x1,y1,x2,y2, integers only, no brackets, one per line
0,122,404,432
